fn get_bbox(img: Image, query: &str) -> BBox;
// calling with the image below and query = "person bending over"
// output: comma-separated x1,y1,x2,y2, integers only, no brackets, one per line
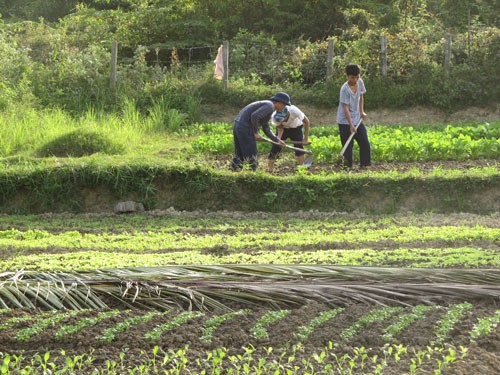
230,92,289,171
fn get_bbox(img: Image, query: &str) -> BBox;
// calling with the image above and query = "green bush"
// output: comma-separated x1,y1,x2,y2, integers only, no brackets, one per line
2,4,500,116
37,129,125,157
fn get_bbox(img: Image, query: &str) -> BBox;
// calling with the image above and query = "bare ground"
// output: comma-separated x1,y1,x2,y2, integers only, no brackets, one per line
202,103,500,126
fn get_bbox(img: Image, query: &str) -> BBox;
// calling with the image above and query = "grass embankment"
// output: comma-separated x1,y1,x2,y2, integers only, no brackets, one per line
1,108,499,213
0,156,498,213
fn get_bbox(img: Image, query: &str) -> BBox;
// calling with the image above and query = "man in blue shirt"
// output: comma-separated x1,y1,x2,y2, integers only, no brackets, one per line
230,92,289,171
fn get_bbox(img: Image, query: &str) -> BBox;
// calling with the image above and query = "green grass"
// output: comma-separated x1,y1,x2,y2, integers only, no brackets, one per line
0,106,184,159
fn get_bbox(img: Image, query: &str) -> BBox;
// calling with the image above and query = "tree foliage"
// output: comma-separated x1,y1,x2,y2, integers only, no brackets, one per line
0,0,499,112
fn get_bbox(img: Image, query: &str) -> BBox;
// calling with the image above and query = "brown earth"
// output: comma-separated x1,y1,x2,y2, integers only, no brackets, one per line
209,153,499,177
203,103,500,126
0,301,499,374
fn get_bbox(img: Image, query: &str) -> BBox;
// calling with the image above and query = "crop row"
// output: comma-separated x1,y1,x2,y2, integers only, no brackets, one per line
0,345,471,375
0,303,498,374
1,211,498,233
0,303,496,346
191,122,500,162
1,224,497,251
0,211,498,272
2,247,499,272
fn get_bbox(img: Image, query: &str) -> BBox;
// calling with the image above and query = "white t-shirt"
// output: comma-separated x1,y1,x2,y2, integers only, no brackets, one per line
336,78,366,125
270,105,305,128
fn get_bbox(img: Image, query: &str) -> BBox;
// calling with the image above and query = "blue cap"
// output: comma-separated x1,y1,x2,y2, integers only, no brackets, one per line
270,92,291,106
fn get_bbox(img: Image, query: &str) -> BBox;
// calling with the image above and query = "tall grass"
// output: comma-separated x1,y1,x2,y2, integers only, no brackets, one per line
0,104,170,158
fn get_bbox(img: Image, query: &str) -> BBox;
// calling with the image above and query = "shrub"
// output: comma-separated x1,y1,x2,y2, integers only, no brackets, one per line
37,129,125,157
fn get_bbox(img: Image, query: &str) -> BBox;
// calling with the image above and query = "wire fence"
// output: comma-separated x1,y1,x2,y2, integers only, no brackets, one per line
110,29,494,88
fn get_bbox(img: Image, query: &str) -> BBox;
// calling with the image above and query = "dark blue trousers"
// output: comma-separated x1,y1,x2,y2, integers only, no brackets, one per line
338,122,371,168
231,121,258,171
268,126,304,159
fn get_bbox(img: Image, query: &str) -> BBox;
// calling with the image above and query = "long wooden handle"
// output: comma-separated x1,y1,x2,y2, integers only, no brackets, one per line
339,119,363,157
261,137,313,155
285,140,311,145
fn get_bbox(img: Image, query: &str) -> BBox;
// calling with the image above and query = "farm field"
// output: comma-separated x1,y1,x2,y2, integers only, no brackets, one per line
1,210,500,374
0,117,499,373
1,0,500,371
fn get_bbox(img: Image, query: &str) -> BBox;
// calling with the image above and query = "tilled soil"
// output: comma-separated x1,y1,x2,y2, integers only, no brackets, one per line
1,301,499,374
210,154,498,176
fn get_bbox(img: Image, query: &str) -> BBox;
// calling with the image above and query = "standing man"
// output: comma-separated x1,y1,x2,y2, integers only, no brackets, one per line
231,92,289,171
267,105,311,172
336,63,371,169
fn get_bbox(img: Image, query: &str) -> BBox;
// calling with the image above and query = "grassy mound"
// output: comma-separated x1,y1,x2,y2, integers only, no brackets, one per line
37,129,125,157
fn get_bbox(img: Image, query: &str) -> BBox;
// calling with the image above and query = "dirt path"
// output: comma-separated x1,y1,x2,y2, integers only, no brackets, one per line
203,103,500,126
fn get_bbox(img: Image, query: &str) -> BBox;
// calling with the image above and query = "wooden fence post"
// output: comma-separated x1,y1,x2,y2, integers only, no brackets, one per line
326,39,334,82
223,40,229,89
110,40,118,89
380,35,388,79
444,34,452,77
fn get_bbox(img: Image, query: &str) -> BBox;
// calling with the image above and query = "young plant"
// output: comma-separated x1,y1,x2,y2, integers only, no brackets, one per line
294,307,344,342
339,306,403,343
432,302,473,346
0,314,39,331
200,309,249,344
99,310,170,343
382,305,437,341
250,310,291,340
16,310,81,342
470,309,500,340
54,309,121,341
144,311,203,341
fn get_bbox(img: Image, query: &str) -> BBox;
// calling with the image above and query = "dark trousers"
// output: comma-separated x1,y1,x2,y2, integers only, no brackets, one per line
268,126,304,159
231,121,258,171
338,123,371,168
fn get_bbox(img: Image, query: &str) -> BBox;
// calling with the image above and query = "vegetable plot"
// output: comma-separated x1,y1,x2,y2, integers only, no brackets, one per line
191,122,500,162
1,212,499,272
0,211,498,373
0,303,498,374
